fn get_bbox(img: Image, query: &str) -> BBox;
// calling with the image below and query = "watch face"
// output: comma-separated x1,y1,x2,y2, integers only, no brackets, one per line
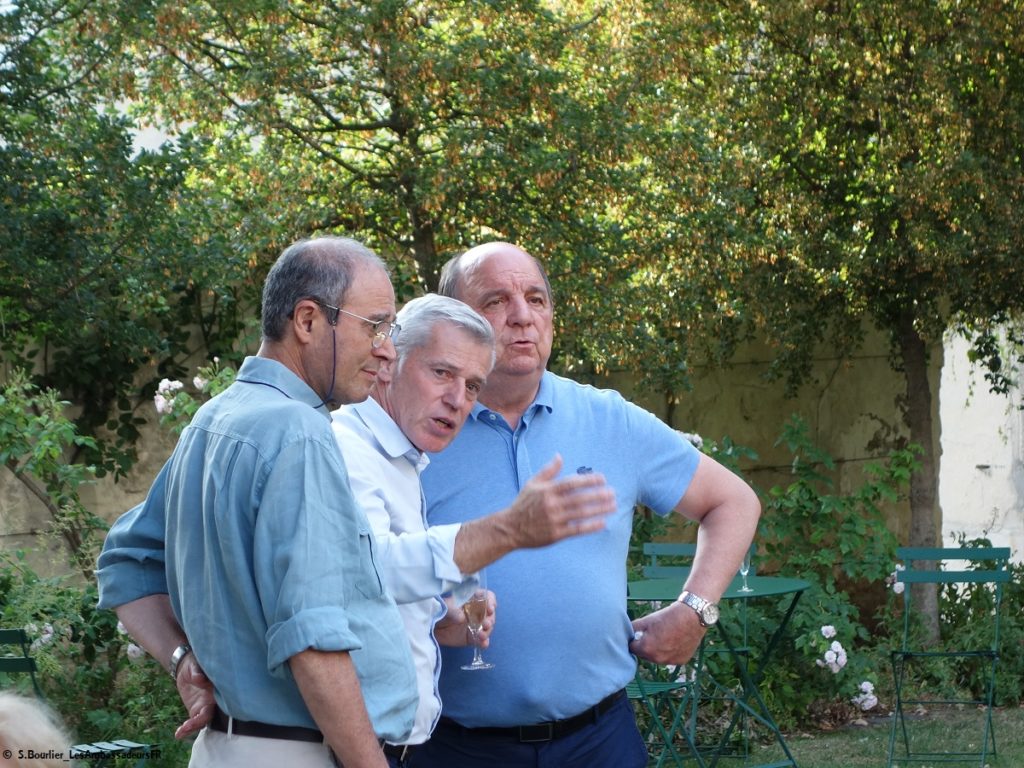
702,603,720,625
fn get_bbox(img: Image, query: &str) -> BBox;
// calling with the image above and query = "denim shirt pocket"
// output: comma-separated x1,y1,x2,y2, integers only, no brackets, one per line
353,517,386,599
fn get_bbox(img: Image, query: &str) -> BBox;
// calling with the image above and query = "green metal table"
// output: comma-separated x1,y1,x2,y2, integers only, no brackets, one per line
628,574,810,768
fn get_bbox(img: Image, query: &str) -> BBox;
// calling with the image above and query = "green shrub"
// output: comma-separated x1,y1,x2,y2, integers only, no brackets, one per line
0,551,191,765
1,375,189,764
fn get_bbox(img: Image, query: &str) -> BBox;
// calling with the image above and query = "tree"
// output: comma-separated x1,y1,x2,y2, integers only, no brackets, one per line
100,1,669,293
1,0,253,476
668,0,1024,639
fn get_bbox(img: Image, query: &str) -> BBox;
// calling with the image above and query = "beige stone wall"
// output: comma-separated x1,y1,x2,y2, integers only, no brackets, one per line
0,326,938,573
597,326,930,546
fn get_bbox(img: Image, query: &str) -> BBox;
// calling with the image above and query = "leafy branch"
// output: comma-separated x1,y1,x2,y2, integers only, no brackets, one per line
0,370,105,577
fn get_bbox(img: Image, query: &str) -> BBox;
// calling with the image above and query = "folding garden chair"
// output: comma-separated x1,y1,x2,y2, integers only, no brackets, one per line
886,546,1010,768
628,661,705,768
641,541,697,579
635,541,758,761
0,628,44,697
1,626,155,766
641,541,757,581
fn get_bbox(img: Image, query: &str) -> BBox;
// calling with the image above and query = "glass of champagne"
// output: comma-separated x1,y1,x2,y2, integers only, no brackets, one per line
461,571,494,671
739,549,753,593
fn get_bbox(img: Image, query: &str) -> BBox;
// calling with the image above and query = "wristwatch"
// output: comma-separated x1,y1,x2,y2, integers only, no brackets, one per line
677,591,720,627
169,643,193,680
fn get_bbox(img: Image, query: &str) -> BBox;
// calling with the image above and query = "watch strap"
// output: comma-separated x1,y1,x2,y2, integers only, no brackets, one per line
169,643,192,680
677,590,718,627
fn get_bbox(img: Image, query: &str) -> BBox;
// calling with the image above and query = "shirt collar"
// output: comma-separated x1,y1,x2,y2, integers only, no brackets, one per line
238,356,333,420
350,397,427,469
470,371,555,424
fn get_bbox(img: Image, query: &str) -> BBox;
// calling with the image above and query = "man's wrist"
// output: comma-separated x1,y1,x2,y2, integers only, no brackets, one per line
169,643,193,680
676,590,720,627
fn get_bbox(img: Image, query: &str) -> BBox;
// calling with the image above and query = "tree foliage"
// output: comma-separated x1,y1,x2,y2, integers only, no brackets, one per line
5,3,1024,605
663,0,1024,637
102,0,718,340
1,0,254,476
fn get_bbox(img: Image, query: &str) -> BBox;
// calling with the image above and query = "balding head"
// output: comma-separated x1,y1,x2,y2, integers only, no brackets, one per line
261,236,388,342
438,242,552,306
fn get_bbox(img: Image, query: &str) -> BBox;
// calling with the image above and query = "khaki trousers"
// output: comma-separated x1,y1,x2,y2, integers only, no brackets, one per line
189,727,336,768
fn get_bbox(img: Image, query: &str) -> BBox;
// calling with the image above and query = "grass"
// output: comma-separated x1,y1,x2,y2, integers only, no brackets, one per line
738,706,1024,768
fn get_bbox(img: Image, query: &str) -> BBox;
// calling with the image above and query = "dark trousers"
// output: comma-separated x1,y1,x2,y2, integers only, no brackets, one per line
410,693,647,768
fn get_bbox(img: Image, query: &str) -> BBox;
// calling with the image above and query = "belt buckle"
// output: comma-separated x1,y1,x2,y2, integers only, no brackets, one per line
518,722,554,743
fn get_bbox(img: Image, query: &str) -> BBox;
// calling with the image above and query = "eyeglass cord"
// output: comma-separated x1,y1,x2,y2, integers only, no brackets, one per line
236,324,337,412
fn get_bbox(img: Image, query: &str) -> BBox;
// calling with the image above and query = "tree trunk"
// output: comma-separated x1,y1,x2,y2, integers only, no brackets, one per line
897,311,941,644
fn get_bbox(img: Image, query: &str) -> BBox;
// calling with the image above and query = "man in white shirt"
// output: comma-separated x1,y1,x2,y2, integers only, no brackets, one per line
331,294,616,767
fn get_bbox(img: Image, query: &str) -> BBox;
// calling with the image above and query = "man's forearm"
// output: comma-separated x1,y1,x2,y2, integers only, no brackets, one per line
450,455,614,574
115,593,187,673
451,514,517,575
290,649,387,768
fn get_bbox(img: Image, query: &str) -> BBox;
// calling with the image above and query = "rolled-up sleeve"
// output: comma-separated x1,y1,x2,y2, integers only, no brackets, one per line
96,465,171,609
257,435,377,671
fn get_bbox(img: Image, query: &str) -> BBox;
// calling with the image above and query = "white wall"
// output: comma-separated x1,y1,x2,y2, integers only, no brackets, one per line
939,333,1024,561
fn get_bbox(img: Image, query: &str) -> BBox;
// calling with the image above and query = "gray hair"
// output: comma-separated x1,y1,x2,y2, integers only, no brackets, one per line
393,294,495,373
261,236,389,341
0,691,73,768
437,243,553,304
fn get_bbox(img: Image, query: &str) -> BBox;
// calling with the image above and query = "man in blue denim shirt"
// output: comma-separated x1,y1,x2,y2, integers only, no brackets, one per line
97,236,416,768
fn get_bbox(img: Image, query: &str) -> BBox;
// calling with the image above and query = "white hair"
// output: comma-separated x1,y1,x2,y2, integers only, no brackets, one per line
0,692,73,768
393,294,495,373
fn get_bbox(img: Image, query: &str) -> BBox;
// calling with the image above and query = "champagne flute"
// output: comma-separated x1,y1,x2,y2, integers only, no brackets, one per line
739,549,753,593
461,571,494,671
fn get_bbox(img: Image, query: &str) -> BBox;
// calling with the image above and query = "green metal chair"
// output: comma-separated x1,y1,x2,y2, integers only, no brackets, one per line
642,541,757,580
0,628,44,697
641,541,697,579
627,660,706,768
886,546,1011,768
636,542,757,762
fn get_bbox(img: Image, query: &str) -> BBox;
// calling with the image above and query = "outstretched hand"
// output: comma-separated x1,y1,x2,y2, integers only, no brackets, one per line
506,454,615,547
174,654,216,739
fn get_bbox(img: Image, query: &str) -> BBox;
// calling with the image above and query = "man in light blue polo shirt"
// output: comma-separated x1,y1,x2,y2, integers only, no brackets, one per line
332,293,615,767
415,242,762,768
97,237,416,768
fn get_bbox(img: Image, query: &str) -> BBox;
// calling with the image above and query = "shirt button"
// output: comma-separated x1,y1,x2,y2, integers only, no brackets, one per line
488,413,497,420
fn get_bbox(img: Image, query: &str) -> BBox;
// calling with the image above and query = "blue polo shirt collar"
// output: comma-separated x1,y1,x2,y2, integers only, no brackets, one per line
470,372,555,426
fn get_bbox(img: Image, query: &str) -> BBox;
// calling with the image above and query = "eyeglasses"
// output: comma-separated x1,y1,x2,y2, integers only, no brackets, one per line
313,299,401,349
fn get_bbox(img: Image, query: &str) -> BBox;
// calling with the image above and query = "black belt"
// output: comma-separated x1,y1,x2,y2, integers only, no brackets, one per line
210,707,324,743
437,688,626,743
383,743,416,764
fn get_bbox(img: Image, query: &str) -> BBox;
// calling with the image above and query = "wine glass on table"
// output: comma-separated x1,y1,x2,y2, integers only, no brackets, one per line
739,548,753,593
461,570,494,671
